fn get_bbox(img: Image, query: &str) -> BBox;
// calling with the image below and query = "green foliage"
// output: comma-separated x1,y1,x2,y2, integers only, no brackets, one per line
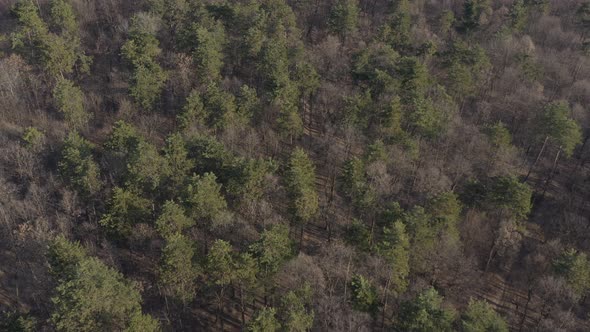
155,201,195,238
192,22,226,80
206,239,235,287
50,0,78,36
461,299,508,332
228,157,275,201
0,311,36,332
126,140,170,191
100,187,152,236
236,85,260,122
121,14,166,110
129,64,167,111
105,121,142,156
250,224,293,276
277,104,304,142
53,78,90,129
345,219,372,251
121,32,161,69
48,237,159,331
509,0,528,33
462,0,491,32
178,89,206,129
22,127,44,151
397,287,455,332
486,176,532,220
248,307,281,332
58,132,101,196
47,235,87,281
185,172,230,227
349,274,379,314
485,122,512,149
159,233,198,305
352,43,399,84
553,249,590,297
279,284,314,332
163,133,194,189
378,220,410,295
535,101,582,157
440,10,455,36
426,191,462,239
387,0,411,49
328,0,359,39
203,83,237,129
285,148,319,224
11,0,88,76
340,157,376,212
11,0,49,52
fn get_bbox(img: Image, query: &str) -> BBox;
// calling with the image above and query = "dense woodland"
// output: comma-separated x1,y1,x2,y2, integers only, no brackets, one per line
1,0,590,331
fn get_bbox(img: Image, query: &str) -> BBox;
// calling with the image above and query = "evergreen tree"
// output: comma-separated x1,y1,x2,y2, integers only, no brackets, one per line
247,307,281,332
53,78,90,129
349,274,379,314
461,299,508,332
155,201,194,238
58,132,101,197
397,287,455,332
48,237,159,331
285,148,318,248
159,233,198,305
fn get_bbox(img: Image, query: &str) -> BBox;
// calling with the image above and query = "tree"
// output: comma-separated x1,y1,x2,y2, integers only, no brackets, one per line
285,148,319,249
0,311,36,332
426,191,462,240
47,237,159,331
50,0,78,35
178,89,206,129
397,287,455,332
155,201,194,238
461,0,491,33
129,64,167,111
328,0,359,40
486,176,532,220
159,233,198,306
461,299,508,332
58,132,101,197
279,284,314,332
534,101,582,157
100,187,152,237
250,224,293,305
126,140,170,191
340,157,376,213
553,249,590,298
121,14,167,110
163,133,194,190
250,224,293,277
509,0,528,33
206,239,236,327
185,172,230,228
105,121,142,157
192,22,226,80
203,83,237,129
53,78,90,129
377,220,410,325
248,307,281,332
11,0,87,76
349,274,379,314
235,253,259,326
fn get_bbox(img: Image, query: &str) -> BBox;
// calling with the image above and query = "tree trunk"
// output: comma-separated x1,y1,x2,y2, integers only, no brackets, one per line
541,147,562,199
524,136,549,182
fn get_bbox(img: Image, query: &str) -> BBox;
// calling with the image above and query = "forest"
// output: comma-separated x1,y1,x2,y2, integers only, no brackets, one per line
0,0,590,331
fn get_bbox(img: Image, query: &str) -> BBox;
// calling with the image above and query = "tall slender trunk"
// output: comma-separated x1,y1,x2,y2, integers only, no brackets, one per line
541,147,562,198
524,136,549,182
